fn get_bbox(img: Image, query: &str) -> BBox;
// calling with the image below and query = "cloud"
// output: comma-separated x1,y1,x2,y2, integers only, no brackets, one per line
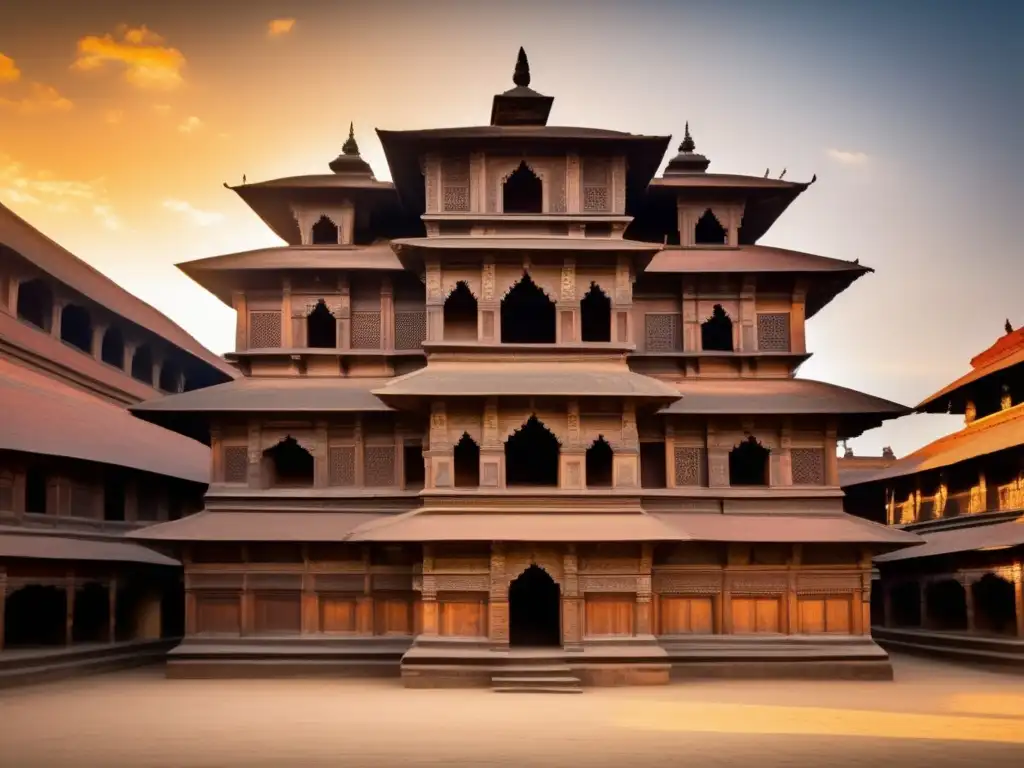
0,53,20,83
0,82,73,114
72,25,186,89
152,103,171,114
105,109,124,125
826,148,869,166
177,115,203,134
162,199,224,227
267,18,296,37
0,155,119,229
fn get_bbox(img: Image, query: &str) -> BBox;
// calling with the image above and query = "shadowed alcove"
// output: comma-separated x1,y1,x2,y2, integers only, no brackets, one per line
694,209,727,245
311,215,339,244
580,282,611,342
505,416,560,487
729,436,769,486
453,433,480,488
701,304,734,351
924,579,968,631
508,565,561,647
263,437,314,488
72,582,110,643
586,436,614,488
501,273,555,344
3,585,66,647
131,345,153,384
443,281,478,341
101,326,124,367
890,581,922,627
16,278,53,331
307,299,337,348
972,574,1017,634
502,161,543,214
59,304,92,352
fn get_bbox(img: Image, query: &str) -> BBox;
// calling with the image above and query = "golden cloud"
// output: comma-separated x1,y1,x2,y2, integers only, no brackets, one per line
0,53,20,83
72,24,186,89
178,115,203,134
267,18,296,37
0,155,120,229
0,82,73,115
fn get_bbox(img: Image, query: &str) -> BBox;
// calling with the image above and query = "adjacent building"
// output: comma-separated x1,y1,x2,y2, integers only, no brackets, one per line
0,201,234,685
130,50,918,688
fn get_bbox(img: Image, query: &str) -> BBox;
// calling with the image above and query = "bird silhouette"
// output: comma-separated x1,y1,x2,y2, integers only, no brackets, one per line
1006,318,1014,334
764,168,770,177
242,174,247,184
779,168,787,179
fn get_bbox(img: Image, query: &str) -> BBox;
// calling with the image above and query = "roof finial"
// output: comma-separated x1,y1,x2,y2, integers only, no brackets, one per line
513,47,531,88
679,121,695,153
342,122,359,156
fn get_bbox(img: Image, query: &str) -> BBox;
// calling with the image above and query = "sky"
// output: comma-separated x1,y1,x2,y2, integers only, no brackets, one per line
0,0,1021,459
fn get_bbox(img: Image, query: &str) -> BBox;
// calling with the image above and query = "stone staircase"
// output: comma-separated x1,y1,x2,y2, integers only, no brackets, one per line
491,659,582,694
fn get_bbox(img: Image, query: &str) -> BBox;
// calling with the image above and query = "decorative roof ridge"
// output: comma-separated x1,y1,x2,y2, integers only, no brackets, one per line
970,323,1024,369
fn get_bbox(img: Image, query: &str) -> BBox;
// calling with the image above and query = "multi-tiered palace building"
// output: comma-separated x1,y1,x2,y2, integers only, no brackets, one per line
844,322,1024,666
132,50,918,688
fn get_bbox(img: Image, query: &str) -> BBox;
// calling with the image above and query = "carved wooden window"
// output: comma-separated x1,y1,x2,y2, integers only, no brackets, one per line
581,157,610,212
248,311,282,349
791,448,826,485
351,311,381,349
394,310,426,350
223,446,248,483
644,314,681,352
757,313,791,352
441,157,470,212
674,447,706,487
364,446,396,487
328,446,356,487
548,160,567,213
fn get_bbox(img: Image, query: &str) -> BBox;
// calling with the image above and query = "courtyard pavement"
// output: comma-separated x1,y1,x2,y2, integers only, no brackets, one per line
1,653,1023,768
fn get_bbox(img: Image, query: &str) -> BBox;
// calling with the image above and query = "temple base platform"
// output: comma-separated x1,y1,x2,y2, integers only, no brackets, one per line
0,639,176,689
872,626,1024,671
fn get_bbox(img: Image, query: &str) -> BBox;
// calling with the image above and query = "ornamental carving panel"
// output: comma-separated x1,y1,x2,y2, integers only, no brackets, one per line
394,310,426,350
223,446,249,483
728,572,788,594
583,187,609,213
795,572,861,595
364,446,396,487
791,448,826,485
435,574,490,592
351,311,381,349
189,573,245,590
315,573,365,592
328,447,356,487
481,262,496,301
372,573,414,591
645,314,682,352
249,311,282,348
653,570,722,595
248,573,303,591
674,447,705,487
549,158,567,213
580,575,638,593
582,157,611,213
441,157,470,212
560,260,576,301
757,313,791,352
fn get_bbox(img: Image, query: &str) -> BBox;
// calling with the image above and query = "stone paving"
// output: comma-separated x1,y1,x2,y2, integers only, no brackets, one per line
1,654,1023,767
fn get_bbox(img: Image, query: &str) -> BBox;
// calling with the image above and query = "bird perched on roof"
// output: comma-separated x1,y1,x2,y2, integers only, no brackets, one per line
779,168,787,179
1006,318,1014,334
764,168,770,177
242,174,247,184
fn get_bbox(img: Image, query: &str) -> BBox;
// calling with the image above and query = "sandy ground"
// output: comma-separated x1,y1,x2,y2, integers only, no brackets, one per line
1,654,1023,768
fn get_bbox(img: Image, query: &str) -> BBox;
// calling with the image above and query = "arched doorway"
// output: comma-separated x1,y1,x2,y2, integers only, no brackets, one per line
508,565,561,647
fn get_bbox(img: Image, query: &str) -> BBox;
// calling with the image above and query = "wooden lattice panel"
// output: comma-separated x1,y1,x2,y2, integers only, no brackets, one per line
442,157,470,212
674,447,705,487
644,314,682,352
329,446,356,487
364,446,396,487
248,311,282,348
548,161,567,213
350,311,381,349
223,446,248,483
756,313,791,352
791,448,826,485
582,158,610,212
394,310,426,350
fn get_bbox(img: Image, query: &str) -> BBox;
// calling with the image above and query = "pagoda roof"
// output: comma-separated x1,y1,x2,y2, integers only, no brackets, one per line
841,404,1023,487
658,377,909,438
0,530,179,566
0,358,210,483
916,326,1024,413
372,362,682,402
131,376,393,417
644,245,869,318
0,202,237,380
377,125,671,213
177,244,404,306
391,236,662,253
128,510,382,542
874,516,1024,563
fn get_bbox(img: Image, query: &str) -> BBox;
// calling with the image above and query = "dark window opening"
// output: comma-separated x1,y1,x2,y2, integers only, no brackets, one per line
161,574,186,639
131,345,153,384
16,279,53,331
443,281,478,341
925,579,968,631
694,209,727,245
453,433,480,488
701,304,734,352
869,582,885,627
586,436,614,488
59,304,92,352
73,582,110,643
3,585,67,647
311,215,339,245
972,574,1017,635
264,437,314,488
640,442,667,489
159,360,181,392
580,282,611,342
25,468,47,514
501,273,555,344
103,474,125,521
502,161,543,214
403,442,425,490
306,299,337,349
505,416,560,487
101,326,124,367
728,436,770,486
508,565,561,647
890,581,922,627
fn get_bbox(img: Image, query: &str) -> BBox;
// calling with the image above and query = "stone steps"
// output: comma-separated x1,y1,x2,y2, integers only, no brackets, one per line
491,662,581,693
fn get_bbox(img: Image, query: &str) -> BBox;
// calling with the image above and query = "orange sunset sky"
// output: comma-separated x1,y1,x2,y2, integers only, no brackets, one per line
1,0,1021,458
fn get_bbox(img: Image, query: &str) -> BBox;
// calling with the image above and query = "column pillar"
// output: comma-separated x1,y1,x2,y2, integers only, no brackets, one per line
241,570,254,636
90,323,106,360
488,543,508,649
356,547,373,635
0,568,6,651
882,581,893,628
557,256,577,343
635,543,653,636
108,578,117,643
65,572,75,645
1015,563,1024,638
963,574,976,633
424,261,444,343
301,545,319,634
338,275,351,350
421,545,438,636
562,547,582,650
50,298,64,338
123,341,136,375
786,544,801,634
2,274,17,316
232,291,248,350
919,580,929,629
281,279,294,348
480,398,503,489
380,276,394,351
